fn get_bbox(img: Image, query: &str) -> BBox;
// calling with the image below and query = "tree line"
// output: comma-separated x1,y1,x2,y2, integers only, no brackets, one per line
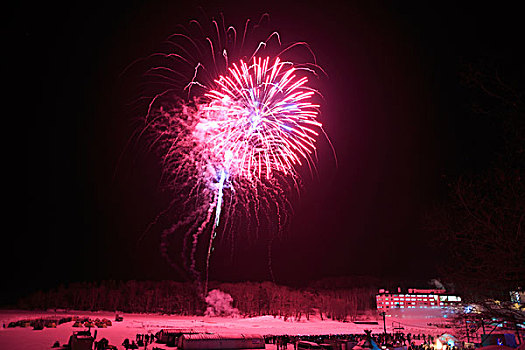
16,280,377,321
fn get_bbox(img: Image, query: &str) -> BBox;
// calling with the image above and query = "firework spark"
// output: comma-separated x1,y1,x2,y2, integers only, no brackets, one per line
136,15,326,294
200,56,321,180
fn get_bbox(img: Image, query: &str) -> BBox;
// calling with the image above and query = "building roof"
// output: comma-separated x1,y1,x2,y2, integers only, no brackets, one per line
182,334,264,340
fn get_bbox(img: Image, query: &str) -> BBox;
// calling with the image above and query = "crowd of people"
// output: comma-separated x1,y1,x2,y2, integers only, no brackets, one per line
93,337,111,350
264,331,447,350
374,332,442,350
58,328,468,350
121,333,155,349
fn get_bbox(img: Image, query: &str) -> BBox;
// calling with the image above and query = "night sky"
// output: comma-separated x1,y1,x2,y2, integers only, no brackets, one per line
5,1,524,304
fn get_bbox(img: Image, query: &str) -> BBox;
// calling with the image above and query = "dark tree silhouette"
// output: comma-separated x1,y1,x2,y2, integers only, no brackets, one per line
427,62,524,300
425,61,525,344
16,279,377,321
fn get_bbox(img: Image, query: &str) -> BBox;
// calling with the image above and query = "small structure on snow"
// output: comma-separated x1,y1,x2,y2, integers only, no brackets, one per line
297,340,322,349
481,334,518,348
178,333,265,349
67,330,94,350
155,328,199,346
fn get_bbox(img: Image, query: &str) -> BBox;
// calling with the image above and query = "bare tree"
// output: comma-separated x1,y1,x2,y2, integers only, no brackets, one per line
426,62,525,301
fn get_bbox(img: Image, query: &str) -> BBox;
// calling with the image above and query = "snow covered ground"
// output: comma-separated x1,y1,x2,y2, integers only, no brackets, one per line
0,310,453,350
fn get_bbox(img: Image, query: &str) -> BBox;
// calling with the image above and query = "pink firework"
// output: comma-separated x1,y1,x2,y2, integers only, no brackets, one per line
198,56,321,181
135,15,327,293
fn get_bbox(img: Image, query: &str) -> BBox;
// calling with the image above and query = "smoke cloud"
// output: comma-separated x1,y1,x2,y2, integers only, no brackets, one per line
429,279,445,290
205,289,240,317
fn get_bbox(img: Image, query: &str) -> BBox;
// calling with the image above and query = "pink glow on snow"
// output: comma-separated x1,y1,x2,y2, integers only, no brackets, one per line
0,310,454,350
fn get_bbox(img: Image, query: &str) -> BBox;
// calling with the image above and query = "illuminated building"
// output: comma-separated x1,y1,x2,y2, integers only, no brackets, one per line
376,287,461,314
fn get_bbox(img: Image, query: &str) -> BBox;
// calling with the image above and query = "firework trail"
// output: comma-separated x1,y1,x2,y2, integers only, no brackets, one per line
133,14,327,294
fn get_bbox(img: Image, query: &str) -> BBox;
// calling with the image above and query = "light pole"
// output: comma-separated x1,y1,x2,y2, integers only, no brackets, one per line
380,312,387,337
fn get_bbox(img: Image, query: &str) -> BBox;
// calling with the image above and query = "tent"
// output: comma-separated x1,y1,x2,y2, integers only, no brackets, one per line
438,334,459,347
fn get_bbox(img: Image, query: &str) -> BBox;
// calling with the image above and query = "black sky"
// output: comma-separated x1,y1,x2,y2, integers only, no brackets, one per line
5,1,524,304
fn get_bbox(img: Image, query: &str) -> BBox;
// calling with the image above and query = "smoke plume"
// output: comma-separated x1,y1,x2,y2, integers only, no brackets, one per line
205,289,240,317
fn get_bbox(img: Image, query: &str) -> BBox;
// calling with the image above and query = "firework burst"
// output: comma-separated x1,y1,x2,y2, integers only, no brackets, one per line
199,56,321,180
133,14,327,294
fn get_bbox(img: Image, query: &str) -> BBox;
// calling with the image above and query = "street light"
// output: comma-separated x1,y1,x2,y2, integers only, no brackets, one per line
380,312,387,336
